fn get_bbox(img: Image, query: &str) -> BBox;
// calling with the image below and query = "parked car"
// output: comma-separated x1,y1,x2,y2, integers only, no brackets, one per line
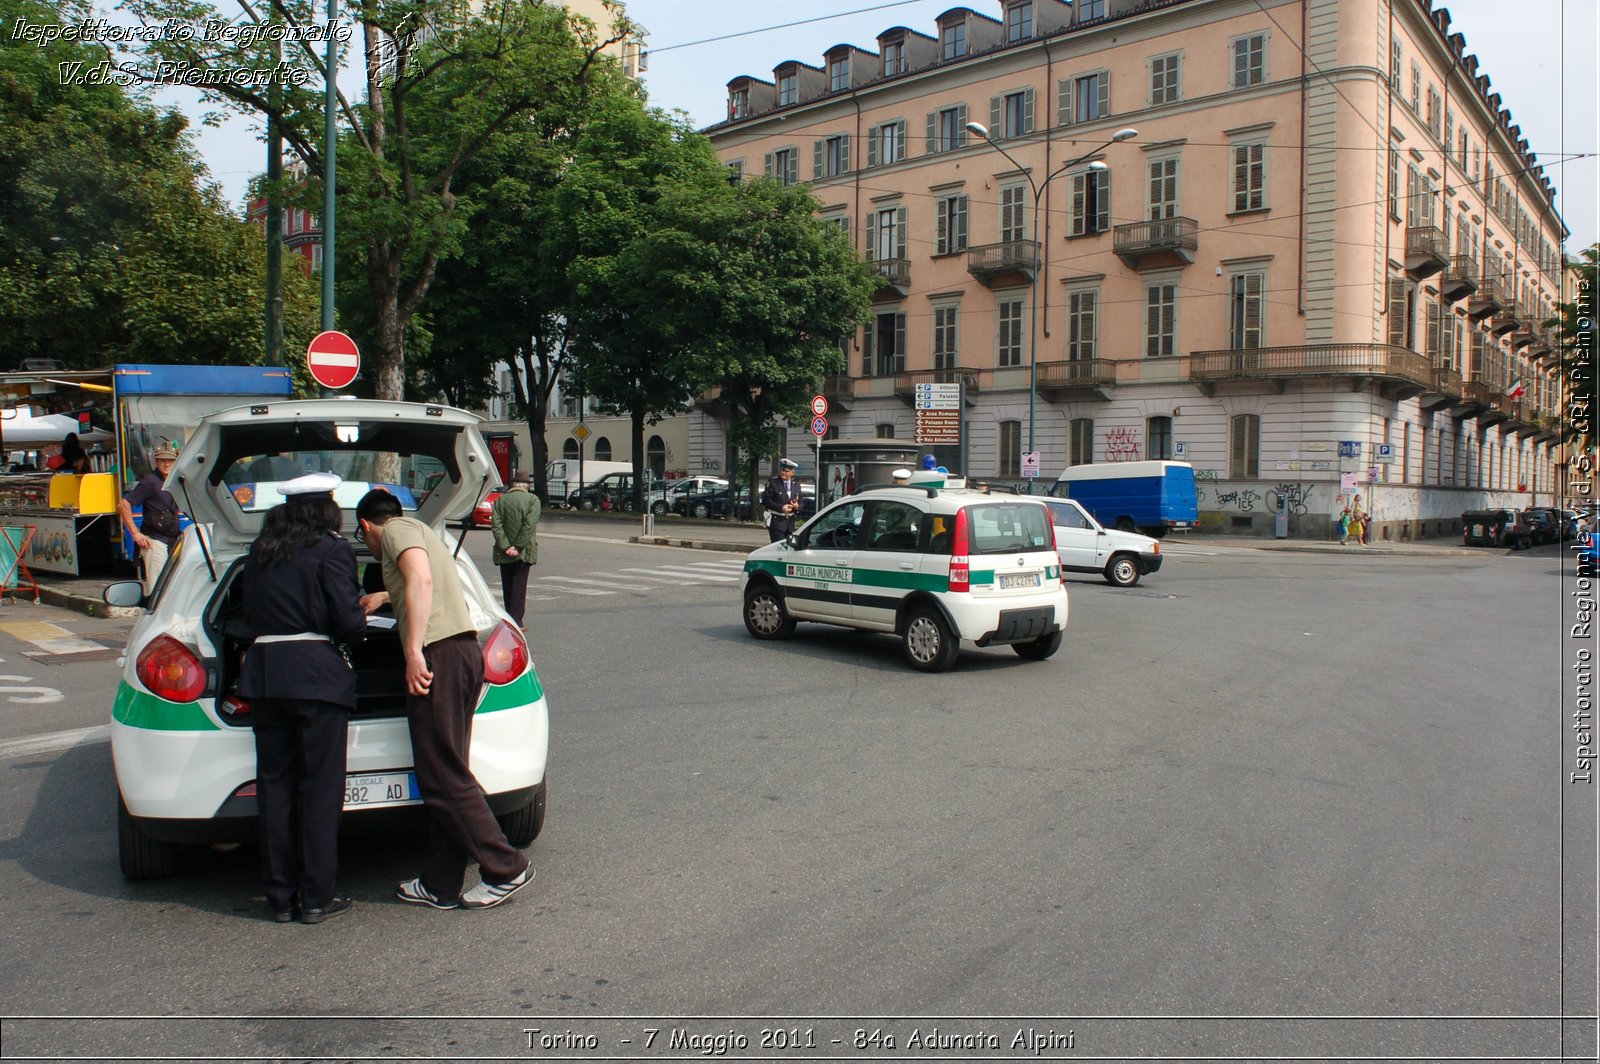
1578,531,1599,577
472,490,504,527
675,483,817,521
106,399,550,880
1461,508,1535,550
742,484,1068,671
650,475,728,516
567,472,667,511
1041,497,1163,586
1521,508,1558,545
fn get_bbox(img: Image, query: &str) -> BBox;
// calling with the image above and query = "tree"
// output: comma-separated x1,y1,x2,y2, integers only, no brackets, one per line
114,0,634,401
1549,243,1596,455
0,0,317,367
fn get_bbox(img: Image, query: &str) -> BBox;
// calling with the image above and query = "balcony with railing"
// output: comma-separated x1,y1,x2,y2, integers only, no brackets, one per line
1467,275,1505,322
821,373,854,411
1439,255,1478,302
1404,226,1448,279
1112,217,1199,270
891,369,982,405
872,258,911,297
1036,358,1115,401
966,240,1038,288
1528,325,1554,360
1458,380,1495,420
1419,364,1463,410
1488,291,1522,336
1188,343,1433,398
1511,303,1536,348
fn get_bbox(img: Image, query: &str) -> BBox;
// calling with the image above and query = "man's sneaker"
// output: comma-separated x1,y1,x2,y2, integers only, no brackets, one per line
396,877,460,910
460,865,535,910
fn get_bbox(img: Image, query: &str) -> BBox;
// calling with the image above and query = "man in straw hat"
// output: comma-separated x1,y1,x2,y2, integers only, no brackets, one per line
117,445,181,596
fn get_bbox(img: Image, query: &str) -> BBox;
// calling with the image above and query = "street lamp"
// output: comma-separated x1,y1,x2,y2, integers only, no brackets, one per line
965,122,1137,486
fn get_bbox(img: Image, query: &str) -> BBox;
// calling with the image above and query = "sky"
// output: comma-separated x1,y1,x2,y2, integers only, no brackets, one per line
170,0,1598,251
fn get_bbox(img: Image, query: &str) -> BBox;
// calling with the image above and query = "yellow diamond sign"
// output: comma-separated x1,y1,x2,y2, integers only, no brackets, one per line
573,423,591,442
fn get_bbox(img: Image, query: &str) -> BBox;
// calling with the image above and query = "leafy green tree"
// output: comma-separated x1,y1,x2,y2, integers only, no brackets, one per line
114,0,634,402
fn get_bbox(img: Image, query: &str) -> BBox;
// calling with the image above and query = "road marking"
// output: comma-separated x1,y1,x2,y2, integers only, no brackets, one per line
620,566,740,582
0,620,106,657
0,724,108,760
529,578,614,596
0,674,64,704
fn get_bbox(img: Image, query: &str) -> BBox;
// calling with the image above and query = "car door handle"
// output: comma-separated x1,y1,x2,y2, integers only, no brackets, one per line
899,562,915,570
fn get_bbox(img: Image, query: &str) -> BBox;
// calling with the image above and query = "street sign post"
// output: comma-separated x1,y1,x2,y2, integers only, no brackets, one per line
306,330,360,390
1021,451,1040,478
914,382,962,446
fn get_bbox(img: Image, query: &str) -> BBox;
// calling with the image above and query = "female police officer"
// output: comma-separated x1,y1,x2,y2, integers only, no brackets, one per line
239,472,368,924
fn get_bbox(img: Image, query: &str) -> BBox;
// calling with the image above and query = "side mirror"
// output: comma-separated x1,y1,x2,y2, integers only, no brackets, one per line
103,580,145,609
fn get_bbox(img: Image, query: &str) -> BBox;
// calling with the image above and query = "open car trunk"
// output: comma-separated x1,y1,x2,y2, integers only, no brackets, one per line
205,558,410,722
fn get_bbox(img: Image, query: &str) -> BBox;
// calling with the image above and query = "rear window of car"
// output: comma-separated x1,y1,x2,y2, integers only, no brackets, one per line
964,502,1054,556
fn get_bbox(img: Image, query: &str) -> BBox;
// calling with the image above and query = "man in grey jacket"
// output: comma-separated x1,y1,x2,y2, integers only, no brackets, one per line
490,472,540,627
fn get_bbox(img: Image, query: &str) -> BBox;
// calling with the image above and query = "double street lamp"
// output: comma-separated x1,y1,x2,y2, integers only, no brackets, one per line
964,122,1138,482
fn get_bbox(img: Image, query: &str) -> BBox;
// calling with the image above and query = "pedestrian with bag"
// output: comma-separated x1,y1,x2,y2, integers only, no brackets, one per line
761,458,803,543
490,472,540,628
1350,503,1368,547
238,473,368,925
1337,506,1351,545
116,445,181,596
354,489,534,911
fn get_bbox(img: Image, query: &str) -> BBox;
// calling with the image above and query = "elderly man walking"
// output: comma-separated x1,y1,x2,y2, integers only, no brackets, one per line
490,472,540,628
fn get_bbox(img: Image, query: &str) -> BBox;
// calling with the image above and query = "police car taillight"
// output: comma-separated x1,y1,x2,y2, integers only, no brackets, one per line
949,508,970,592
482,621,528,684
136,635,207,703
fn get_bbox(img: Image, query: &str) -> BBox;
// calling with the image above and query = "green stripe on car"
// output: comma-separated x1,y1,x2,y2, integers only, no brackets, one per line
477,669,544,713
113,682,218,731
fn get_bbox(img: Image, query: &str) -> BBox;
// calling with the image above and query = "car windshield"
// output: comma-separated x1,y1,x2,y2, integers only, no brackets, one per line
966,502,1054,556
220,449,446,512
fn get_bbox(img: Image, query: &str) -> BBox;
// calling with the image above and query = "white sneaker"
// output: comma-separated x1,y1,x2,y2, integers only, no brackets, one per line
460,865,534,910
396,877,460,910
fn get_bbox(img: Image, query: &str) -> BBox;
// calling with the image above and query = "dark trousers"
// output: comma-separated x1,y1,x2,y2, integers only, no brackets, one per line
253,698,349,912
407,633,528,899
498,562,530,627
767,517,793,543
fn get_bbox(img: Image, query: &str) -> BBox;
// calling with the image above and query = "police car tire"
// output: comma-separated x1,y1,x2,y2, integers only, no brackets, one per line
744,584,796,640
1105,554,1141,587
497,781,547,847
903,607,959,672
1012,628,1063,661
118,793,179,881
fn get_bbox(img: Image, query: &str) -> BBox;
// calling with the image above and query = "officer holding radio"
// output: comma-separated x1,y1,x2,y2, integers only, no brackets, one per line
761,458,803,542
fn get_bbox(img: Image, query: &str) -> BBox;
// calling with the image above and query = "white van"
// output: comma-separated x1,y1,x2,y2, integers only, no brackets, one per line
545,459,632,506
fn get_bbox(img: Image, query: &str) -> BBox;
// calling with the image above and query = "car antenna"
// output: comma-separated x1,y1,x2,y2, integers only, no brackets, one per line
174,475,218,582
453,473,492,559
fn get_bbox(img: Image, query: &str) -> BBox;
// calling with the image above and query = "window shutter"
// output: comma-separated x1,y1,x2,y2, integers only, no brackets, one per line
840,135,850,173
864,213,877,261
956,195,968,250
1094,171,1109,232
1230,416,1247,476
894,313,907,372
862,323,875,375
787,151,798,186
813,140,824,180
1386,278,1407,347
926,112,938,153
990,95,1002,135
1232,40,1248,89
895,207,908,259
895,120,906,161
1425,297,1442,360
1243,273,1263,348
1023,87,1035,132
956,104,968,146
1096,72,1109,118
936,199,948,253
1071,173,1086,236
1059,79,1072,125
867,127,879,168
1084,292,1097,356
764,151,775,178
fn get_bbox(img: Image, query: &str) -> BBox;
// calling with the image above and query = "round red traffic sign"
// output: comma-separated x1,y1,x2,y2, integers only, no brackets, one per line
810,415,828,437
306,330,361,390
811,395,829,417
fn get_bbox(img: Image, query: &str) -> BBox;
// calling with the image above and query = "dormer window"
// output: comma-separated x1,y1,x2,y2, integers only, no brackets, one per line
829,55,850,92
1006,1,1033,42
940,20,966,60
882,38,905,76
728,86,750,120
778,70,798,106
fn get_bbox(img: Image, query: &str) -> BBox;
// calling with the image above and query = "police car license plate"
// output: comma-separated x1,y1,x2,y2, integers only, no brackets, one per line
1000,572,1041,590
343,772,420,809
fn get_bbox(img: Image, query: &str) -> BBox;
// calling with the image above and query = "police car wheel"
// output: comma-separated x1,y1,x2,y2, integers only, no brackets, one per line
903,607,959,672
1105,554,1141,587
744,584,796,640
118,793,179,881
1012,628,1063,661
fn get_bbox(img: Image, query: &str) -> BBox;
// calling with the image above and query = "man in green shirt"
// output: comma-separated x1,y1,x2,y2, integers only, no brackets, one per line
490,471,540,627
355,489,533,911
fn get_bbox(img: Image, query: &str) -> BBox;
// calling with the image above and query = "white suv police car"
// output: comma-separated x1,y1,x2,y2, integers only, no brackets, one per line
742,482,1069,671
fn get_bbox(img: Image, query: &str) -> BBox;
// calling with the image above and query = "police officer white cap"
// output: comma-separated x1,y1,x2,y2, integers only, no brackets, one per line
891,468,912,482
779,458,799,470
280,471,341,497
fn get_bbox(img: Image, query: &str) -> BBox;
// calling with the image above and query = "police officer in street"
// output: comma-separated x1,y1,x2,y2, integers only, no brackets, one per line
761,458,804,542
239,472,368,925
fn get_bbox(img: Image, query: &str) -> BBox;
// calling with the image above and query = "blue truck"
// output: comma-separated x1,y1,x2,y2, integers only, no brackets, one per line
1047,460,1199,538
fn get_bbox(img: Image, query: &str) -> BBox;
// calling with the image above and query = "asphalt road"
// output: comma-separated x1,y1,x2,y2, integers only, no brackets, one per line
0,518,1592,1061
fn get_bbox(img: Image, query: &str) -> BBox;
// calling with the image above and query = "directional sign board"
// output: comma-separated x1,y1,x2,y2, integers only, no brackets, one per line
306,330,360,390
914,410,960,445
1021,451,1041,478
914,383,962,411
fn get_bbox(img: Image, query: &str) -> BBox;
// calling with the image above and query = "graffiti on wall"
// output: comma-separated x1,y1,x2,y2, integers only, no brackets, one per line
1103,427,1140,463
1269,482,1312,516
1214,489,1262,512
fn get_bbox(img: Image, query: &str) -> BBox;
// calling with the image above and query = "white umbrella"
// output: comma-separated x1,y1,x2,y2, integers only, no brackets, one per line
0,409,113,445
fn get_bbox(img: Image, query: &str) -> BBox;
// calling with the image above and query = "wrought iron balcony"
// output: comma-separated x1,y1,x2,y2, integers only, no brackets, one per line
1422,365,1463,409
821,373,854,410
1528,325,1554,360
966,240,1038,287
1112,217,1199,270
1439,255,1478,301
1404,226,1448,279
1489,298,1521,337
1466,275,1505,322
1036,359,1114,401
891,369,982,405
1511,303,1537,348
872,257,911,296
1188,343,1433,398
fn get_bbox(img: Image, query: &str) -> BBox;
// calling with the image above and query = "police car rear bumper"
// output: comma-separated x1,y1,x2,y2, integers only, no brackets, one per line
975,606,1060,647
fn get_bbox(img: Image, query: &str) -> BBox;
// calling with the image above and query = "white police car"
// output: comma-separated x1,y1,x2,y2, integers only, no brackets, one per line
107,400,548,879
742,479,1069,671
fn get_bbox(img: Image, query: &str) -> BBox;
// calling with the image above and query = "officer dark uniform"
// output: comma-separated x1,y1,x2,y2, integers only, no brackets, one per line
761,458,804,543
238,472,368,924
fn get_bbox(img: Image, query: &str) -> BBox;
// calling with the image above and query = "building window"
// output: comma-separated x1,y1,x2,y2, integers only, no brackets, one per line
1145,282,1176,357
1229,271,1265,349
766,147,798,186
863,311,907,377
1148,157,1178,219
1387,146,1399,218
932,305,959,369
1006,1,1032,42
594,436,613,462
1444,111,1454,156
1147,416,1173,460
778,71,797,106
876,423,896,439
816,134,850,178
1426,87,1441,138
935,193,968,254
1070,168,1110,235
1067,290,1097,360
1063,71,1109,124
728,86,749,120
647,435,666,478
1390,39,1401,89
1231,33,1265,89
726,160,744,184
1000,185,1027,243
563,438,580,460
1409,61,1420,112
941,20,966,60
998,296,1024,367
882,39,904,76
999,421,1022,477
1078,0,1105,20
1231,141,1265,212
829,55,850,92
1070,418,1094,466
868,206,906,263
999,89,1034,138
1229,414,1259,479
930,105,968,153
1150,53,1180,105
870,120,906,166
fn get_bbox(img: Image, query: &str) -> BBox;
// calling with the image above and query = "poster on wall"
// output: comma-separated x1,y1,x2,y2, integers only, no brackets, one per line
23,514,79,576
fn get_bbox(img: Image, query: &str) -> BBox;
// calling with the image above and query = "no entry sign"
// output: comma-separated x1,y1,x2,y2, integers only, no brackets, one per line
306,330,360,390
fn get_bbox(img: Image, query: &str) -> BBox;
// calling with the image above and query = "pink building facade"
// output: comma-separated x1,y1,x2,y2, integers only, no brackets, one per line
707,0,1568,539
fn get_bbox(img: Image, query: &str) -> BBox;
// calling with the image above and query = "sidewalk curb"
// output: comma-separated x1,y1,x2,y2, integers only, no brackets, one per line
632,536,759,554
25,584,143,619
